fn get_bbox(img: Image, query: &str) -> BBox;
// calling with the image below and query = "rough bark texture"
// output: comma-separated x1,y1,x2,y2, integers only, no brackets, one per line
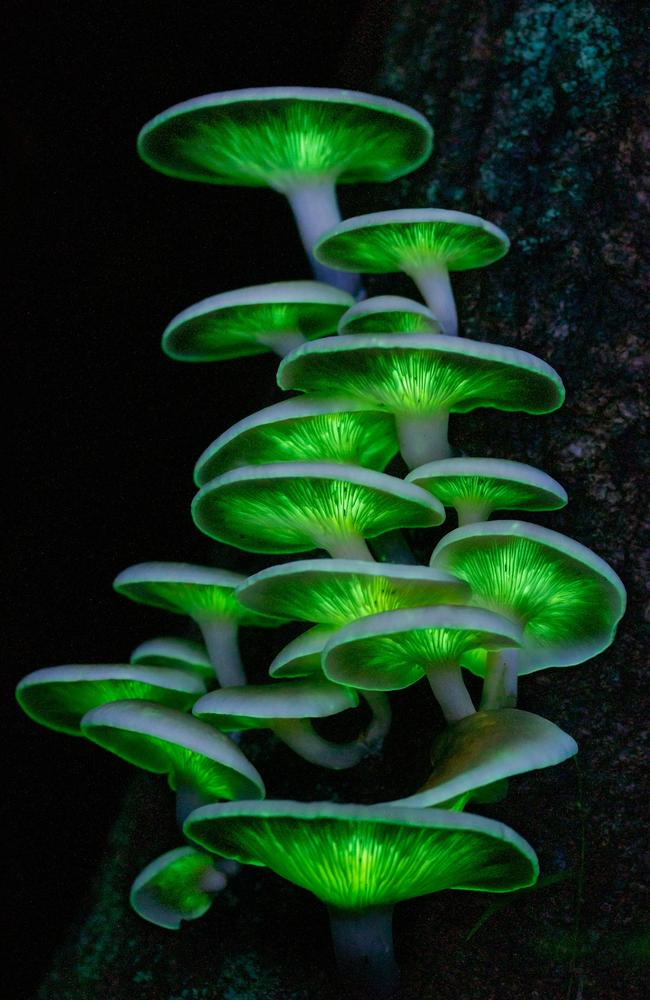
37,2,647,998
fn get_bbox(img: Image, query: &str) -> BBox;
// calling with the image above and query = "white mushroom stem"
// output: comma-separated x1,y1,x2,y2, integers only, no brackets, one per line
328,905,399,1000
360,690,392,751
195,616,246,688
273,718,366,770
426,663,476,722
396,411,451,469
456,501,493,526
481,648,519,710
321,533,375,562
257,329,306,358
408,262,458,336
284,180,361,295
175,785,214,828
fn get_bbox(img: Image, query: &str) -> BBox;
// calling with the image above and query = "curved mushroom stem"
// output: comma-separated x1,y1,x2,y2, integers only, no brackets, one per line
360,690,392,752
409,263,458,336
284,181,361,295
328,905,399,1000
481,648,519,710
273,717,366,770
322,533,375,562
426,663,476,722
257,329,306,358
456,501,493,526
195,617,246,688
396,411,451,469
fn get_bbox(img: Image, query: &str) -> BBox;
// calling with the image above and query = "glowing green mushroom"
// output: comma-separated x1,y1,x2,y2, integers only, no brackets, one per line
194,396,398,485
130,846,228,929
337,295,440,335
130,637,213,682
430,520,627,710
192,462,444,561
184,799,537,997
163,281,353,362
194,679,365,770
391,708,577,810
114,562,284,688
407,457,568,526
323,606,522,722
138,87,432,292
81,700,265,824
236,558,469,625
15,664,205,737
315,208,509,336
277,334,564,468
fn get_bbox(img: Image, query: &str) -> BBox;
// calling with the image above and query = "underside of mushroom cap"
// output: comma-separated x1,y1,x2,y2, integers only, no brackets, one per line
338,295,440,334
430,520,627,673
184,799,538,910
192,462,444,555
137,87,432,190
130,846,226,929
163,281,353,362
194,396,398,484
269,625,338,679
193,678,358,731
81,700,265,800
314,209,509,274
236,558,470,625
130,637,214,680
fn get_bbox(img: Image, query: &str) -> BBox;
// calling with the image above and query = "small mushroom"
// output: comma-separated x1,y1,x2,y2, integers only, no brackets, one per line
193,678,365,770
130,636,213,682
194,396,398,485
138,87,432,292
184,799,538,998
130,846,228,929
192,462,444,561
278,334,565,468
407,457,568,526
323,605,522,722
315,208,509,335
163,281,353,362
337,295,440,335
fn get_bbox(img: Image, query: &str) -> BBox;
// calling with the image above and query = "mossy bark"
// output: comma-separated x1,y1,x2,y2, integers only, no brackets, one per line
38,3,647,998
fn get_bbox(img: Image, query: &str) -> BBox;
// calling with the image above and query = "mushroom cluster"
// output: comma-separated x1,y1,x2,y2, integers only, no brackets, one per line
17,86,626,999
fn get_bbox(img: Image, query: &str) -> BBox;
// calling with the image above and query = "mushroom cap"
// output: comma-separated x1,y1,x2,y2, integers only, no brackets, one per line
391,709,578,808
406,458,568,516
193,678,358,732
194,396,398,485
236,558,470,626
323,606,522,691
184,799,538,909
81,700,265,800
315,209,509,275
130,846,226,930
130,637,214,680
137,87,432,191
16,665,205,736
113,561,283,628
192,462,444,555
337,295,440,335
269,625,337,679
430,520,627,673
277,334,565,417
163,281,353,362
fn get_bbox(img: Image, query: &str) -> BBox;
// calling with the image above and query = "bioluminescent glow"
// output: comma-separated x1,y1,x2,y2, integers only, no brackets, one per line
130,637,214,680
184,800,538,910
269,625,337,678
130,846,226,929
338,295,440,335
193,678,358,731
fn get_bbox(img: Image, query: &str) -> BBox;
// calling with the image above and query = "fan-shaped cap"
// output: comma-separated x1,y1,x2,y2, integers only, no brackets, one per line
184,800,538,909
269,625,337,679
113,562,282,628
277,334,565,417
163,281,353,362
193,678,358,732
81,700,265,800
16,665,205,736
137,87,432,192
430,520,627,674
194,396,398,485
315,209,509,275
391,709,578,808
407,458,568,523
237,559,469,626
323,606,522,691
192,462,444,557
130,846,227,929
337,295,440,335
130,637,213,680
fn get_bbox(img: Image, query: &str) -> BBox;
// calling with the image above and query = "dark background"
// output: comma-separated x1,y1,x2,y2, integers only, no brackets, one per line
6,2,385,995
